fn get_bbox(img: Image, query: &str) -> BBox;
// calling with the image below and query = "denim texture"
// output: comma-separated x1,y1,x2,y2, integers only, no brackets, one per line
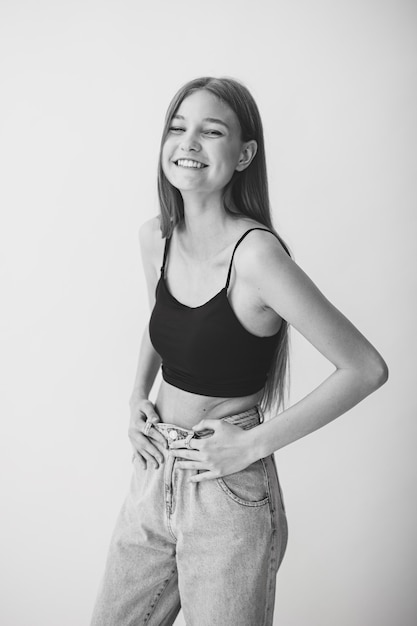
90,406,288,626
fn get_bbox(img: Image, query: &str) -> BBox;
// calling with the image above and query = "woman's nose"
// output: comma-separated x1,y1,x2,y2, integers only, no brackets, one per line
180,132,201,152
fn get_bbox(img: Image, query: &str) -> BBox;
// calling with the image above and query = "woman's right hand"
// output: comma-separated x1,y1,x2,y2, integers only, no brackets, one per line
128,399,167,469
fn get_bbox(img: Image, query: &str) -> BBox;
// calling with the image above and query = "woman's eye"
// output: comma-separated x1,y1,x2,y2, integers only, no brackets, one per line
168,127,222,136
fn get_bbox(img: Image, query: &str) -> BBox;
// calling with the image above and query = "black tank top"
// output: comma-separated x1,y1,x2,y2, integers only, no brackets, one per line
149,228,282,397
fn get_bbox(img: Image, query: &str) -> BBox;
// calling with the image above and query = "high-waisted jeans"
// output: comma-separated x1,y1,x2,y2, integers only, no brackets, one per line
90,406,288,626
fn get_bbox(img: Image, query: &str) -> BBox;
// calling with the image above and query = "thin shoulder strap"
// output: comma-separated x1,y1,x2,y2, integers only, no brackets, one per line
160,236,171,275
225,228,273,289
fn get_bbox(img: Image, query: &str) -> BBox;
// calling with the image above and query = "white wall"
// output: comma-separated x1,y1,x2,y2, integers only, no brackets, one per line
1,1,415,624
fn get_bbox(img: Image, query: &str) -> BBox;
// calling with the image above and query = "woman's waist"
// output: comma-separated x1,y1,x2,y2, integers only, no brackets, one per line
155,379,263,429
153,403,264,447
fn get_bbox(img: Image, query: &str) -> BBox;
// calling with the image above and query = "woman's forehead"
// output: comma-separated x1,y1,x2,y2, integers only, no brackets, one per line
174,89,240,129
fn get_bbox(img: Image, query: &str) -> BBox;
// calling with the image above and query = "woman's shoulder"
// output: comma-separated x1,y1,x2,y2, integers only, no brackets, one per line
138,216,165,265
139,215,162,240
234,218,288,253
233,219,291,274
139,215,164,245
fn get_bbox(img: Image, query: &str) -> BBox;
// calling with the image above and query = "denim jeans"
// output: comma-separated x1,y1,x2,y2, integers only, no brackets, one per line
90,406,288,626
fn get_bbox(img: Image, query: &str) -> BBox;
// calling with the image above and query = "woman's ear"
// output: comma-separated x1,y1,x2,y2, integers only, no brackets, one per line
235,140,258,172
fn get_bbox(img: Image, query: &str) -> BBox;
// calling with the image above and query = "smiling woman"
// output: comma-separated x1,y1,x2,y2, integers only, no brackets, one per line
162,89,257,197
90,77,388,626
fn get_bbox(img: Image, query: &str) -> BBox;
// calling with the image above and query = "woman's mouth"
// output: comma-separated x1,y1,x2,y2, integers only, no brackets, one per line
174,159,208,169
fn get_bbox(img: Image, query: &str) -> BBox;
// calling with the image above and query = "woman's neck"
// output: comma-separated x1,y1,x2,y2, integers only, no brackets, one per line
179,195,239,259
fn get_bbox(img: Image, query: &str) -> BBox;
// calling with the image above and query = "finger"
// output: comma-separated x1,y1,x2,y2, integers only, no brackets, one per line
140,419,168,449
189,470,217,483
170,449,200,461
136,437,165,465
146,427,168,448
142,420,154,437
132,451,147,469
140,421,165,446
192,418,218,435
140,449,161,469
144,443,165,465
169,438,200,450
142,402,161,423
176,461,204,471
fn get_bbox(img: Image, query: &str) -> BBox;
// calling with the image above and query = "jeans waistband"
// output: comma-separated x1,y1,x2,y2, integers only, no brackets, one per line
154,405,263,447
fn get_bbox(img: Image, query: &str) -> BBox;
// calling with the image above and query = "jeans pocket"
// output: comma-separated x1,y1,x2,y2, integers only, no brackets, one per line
216,459,270,507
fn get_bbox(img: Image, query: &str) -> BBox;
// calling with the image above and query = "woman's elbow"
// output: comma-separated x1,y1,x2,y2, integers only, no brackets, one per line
363,352,389,391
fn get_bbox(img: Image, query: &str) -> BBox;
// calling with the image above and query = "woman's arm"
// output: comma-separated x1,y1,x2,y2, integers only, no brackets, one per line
129,216,162,406
172,230,388,480
128,325,161,410
252,352,387,460
128,217,167,468
246,231,388,458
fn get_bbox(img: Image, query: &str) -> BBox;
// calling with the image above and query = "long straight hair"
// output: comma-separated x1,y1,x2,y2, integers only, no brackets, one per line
157,77,291,415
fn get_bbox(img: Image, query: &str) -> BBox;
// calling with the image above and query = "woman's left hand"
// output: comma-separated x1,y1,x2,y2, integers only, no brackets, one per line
169,419,258,483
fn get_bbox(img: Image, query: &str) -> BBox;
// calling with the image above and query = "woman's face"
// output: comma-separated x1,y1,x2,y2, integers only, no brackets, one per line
162,89,253,197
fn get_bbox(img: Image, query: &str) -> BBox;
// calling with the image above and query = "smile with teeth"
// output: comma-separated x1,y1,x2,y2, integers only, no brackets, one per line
175,159,207,169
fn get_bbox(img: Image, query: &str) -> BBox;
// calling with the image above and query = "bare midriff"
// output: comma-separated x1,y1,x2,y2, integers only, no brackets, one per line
154,379,263,430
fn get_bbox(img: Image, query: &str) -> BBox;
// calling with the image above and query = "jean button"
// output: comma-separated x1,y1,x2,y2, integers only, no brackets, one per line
168,429,178,440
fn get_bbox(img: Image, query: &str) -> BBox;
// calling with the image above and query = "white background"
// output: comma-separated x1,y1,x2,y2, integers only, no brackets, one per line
1,1,416,625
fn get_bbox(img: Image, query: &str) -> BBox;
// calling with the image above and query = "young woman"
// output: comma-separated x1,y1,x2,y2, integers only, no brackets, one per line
90,77,388,626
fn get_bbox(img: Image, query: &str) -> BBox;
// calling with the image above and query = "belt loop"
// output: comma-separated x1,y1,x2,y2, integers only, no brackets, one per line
257,403,265,424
